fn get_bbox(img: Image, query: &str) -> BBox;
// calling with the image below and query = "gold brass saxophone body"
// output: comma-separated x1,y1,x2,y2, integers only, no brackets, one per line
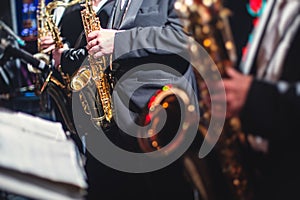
35,0,83,95
175,0,254,200
70,0,113,129
36,0,83,64
34,0,83,134
36,0,51,65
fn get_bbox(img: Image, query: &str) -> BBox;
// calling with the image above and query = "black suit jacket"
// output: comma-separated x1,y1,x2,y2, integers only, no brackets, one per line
66,1,197,199
59,3,84,47
238,0,300,199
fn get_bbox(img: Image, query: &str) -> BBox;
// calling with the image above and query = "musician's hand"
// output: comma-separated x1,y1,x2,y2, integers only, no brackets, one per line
211,67,253,118
40,35,55,53
52,44,69,68
86,29,119,58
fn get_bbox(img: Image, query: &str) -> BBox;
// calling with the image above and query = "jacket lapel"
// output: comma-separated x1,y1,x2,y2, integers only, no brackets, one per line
118,0,143,29
240,0,276,75
107,0,119,29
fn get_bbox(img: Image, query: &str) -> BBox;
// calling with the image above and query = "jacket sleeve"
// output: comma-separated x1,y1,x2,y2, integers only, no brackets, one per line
113,0,190,61
60,47,88,75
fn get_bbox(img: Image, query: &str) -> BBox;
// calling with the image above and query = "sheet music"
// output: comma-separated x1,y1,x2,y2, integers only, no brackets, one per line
0,109,87,200
0,110,67,141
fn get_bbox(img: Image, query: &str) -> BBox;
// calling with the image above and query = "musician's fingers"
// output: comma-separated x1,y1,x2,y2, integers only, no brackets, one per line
42,44,56,54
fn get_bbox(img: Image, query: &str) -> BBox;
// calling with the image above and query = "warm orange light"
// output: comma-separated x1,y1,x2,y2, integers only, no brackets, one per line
162,102,169,109
152,141,158,148
203,39,211,47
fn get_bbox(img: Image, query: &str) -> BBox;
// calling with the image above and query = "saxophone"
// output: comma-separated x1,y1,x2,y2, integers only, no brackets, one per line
175,0,254,200
35,0,83,89
70,0,113,130
33,0,83,134
36,0,82,63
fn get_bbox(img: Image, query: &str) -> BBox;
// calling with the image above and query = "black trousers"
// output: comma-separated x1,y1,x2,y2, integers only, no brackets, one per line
84,150,194,200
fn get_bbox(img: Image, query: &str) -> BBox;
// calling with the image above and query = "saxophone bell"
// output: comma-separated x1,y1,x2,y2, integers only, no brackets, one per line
70,65,111,129
70,66,91,92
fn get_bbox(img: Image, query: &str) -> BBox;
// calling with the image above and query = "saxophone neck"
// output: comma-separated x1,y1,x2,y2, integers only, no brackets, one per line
81,0,101,37
86,0,94,12
40,0,46,8
37,0,47,52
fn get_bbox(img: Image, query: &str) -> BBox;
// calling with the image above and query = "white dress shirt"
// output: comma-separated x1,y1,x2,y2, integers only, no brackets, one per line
93,0,108,12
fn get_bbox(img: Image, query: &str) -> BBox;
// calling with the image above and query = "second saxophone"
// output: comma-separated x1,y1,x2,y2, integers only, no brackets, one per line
70,0,113,130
